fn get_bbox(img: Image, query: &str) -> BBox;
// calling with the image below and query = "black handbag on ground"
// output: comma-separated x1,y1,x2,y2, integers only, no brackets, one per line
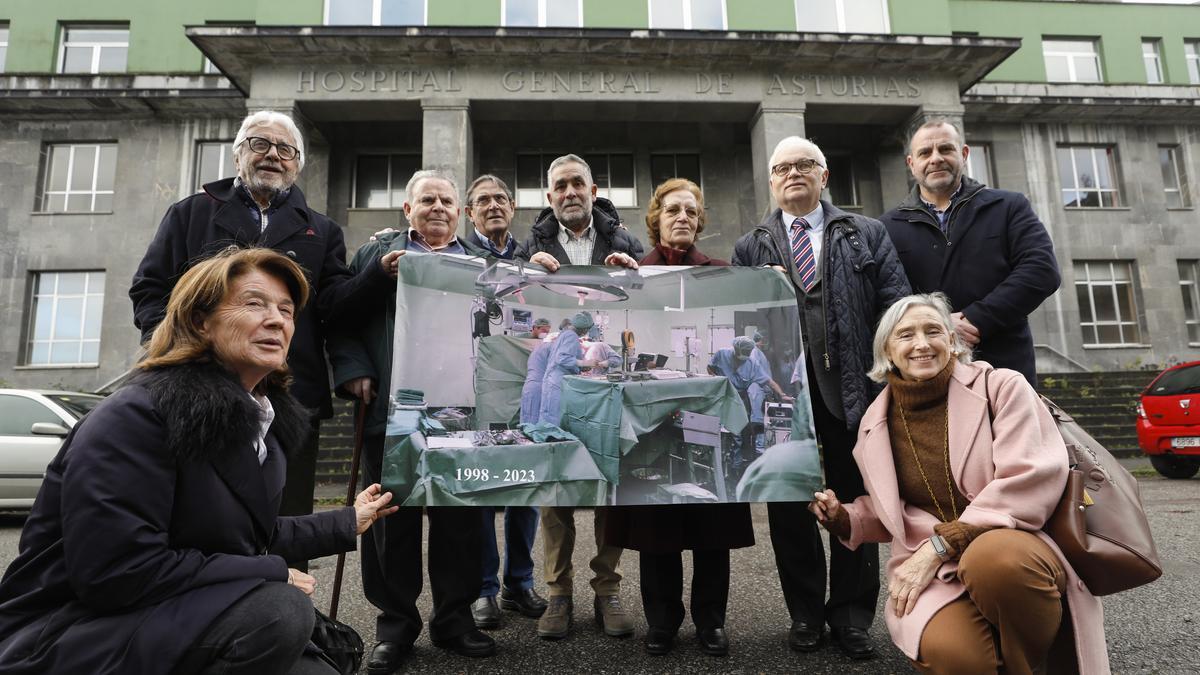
309,404,369,674
982,369,1162,596
311,609,364,675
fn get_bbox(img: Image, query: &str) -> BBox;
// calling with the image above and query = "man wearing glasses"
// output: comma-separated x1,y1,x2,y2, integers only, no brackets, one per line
131,110,393,562
731,136,909,661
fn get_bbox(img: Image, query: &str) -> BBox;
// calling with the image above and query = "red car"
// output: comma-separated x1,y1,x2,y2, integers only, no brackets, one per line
1137,360,1200,479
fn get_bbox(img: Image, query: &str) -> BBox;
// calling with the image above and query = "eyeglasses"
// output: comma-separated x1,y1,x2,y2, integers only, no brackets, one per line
471,193,511,208
770,159,824,177
240,136,301,161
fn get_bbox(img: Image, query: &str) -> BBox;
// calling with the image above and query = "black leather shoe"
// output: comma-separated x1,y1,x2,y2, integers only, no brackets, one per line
471,595,501,629
697,627,729,656
788,620,824,653
500,585,548,618
830,626,876,660
366,641,412,675
643,627,676,656
432,629,497,657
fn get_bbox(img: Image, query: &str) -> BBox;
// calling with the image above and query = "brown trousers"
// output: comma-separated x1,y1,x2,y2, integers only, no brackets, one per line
541,506,623,597
912,529,1077,675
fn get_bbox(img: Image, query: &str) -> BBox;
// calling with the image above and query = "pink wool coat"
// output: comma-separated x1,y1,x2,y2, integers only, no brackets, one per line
840,361,1110,674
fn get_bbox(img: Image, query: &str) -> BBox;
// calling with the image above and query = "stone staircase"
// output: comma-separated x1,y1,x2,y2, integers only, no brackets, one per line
1035,370,1158,458
313,370,1161,485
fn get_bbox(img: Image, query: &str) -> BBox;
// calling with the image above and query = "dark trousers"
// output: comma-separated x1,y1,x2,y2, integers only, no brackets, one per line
175,582,336,675
279,419,320,572
480,506,538,597
639,549,731,632
360,434,482,645
767,360,879,630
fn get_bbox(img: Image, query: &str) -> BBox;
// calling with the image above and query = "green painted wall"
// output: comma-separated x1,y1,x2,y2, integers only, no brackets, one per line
429,0,497,26
889,0,953,35
0,0,321,73
585,0,646,29
727,1,794,31
950,0,1200,84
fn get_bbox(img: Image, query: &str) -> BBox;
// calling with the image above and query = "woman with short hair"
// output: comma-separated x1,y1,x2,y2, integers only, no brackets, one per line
0,247,397,675
810,292,1109,674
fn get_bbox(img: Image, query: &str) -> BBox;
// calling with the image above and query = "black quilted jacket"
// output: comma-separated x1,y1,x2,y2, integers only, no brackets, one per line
731,201,911,426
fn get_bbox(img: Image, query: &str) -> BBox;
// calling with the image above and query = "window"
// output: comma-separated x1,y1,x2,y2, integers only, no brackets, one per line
649,153,701,188
504,0,582,27
1057,145,1120,208
0,24,8,73
1179,261,1200,344
325,0,426,25
825,155,859,208
1074,261,1141,346
515,153,636,209
795,0,889,33
37,143,117,213
193,141,233,192
648,0,727,30
203,58,220,74
1142,38,1163,84
0,395,62,436
354,153,420,208
1161,145,1191,209
965,143,994,186
1042,38,1102,83
1187,40,1200,85
26,271,105,366
58,25,129,74
584,153,636,208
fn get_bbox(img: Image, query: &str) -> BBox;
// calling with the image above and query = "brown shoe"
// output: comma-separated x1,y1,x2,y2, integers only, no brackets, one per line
593,595,634,637
537,596,572,639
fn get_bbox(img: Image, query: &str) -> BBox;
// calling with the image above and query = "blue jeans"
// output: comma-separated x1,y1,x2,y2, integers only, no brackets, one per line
480,506,539,597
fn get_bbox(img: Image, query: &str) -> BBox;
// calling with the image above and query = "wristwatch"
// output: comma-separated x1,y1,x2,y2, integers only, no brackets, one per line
929,534,950,561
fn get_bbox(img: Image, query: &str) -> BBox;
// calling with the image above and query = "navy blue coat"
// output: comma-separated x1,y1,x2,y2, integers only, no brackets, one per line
129,178,388,416
879,177,1061,385
0,363,357,675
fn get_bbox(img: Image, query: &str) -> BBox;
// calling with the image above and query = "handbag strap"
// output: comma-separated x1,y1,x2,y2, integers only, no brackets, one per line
329,403,368,621
981,367,995,423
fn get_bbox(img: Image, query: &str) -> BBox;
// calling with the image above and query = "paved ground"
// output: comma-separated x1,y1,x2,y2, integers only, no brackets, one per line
1,459,1196,673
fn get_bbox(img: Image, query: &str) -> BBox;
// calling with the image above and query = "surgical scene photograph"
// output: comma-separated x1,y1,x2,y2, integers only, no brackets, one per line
382,253,821,506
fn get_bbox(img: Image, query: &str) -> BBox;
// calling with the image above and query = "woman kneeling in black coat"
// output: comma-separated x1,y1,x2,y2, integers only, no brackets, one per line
0,247,397,675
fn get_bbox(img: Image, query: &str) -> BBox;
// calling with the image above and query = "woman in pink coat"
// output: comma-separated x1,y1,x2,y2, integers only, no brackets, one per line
810,293,1108,674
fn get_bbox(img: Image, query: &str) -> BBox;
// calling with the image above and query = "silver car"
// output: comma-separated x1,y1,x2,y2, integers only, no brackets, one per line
0,389,104,509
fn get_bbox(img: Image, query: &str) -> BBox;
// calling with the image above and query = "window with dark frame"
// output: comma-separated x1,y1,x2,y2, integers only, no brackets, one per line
1160,145,1191,209
583,153,636,209
193,141,233,192
649,153,702,189
26,271,106,366
824,155,859,209
1179,260,1200,344
1074,260,1142,346
353,153,421,209
1057,145,1120,208
37,143,118,213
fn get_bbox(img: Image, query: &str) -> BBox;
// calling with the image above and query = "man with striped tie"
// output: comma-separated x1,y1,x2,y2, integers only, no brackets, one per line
732,136,910,661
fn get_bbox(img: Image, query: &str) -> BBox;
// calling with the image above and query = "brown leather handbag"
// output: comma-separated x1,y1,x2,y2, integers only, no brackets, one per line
983,370,1162,596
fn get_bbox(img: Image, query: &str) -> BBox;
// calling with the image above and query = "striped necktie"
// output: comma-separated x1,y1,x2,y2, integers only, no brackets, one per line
790,217,817,292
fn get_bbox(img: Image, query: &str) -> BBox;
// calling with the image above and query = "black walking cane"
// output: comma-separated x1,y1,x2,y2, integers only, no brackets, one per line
329,404,367,621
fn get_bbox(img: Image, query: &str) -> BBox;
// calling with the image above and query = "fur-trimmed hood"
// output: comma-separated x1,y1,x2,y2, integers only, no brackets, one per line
128,360,311,462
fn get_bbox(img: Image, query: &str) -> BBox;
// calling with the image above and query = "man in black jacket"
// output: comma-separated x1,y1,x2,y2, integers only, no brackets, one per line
731,136,910,660
129,111,392,547
879,119,1060,386
514,154,641,641
515,153,643,271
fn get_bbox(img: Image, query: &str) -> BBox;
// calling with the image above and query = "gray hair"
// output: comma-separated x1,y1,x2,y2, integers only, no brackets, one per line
405,169,459,204
466,174,513,205
233,111,306,171
868,292,973,383
546,154,593,188
768,136,826,172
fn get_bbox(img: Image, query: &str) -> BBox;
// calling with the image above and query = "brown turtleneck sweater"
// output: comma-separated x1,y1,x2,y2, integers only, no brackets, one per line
827,359,991,558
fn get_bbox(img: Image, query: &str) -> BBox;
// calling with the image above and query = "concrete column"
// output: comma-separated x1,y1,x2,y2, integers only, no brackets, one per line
421,99,473,236
749,103,806,217
244,98,329,212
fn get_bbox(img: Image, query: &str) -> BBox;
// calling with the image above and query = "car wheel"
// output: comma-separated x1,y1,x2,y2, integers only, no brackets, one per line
1149,455,1200,480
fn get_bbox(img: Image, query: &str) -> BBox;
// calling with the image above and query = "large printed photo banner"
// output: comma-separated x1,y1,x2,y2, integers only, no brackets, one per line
382,252,821,506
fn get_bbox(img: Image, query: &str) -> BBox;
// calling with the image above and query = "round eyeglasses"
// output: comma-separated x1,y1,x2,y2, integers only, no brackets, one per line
240,136,301,161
